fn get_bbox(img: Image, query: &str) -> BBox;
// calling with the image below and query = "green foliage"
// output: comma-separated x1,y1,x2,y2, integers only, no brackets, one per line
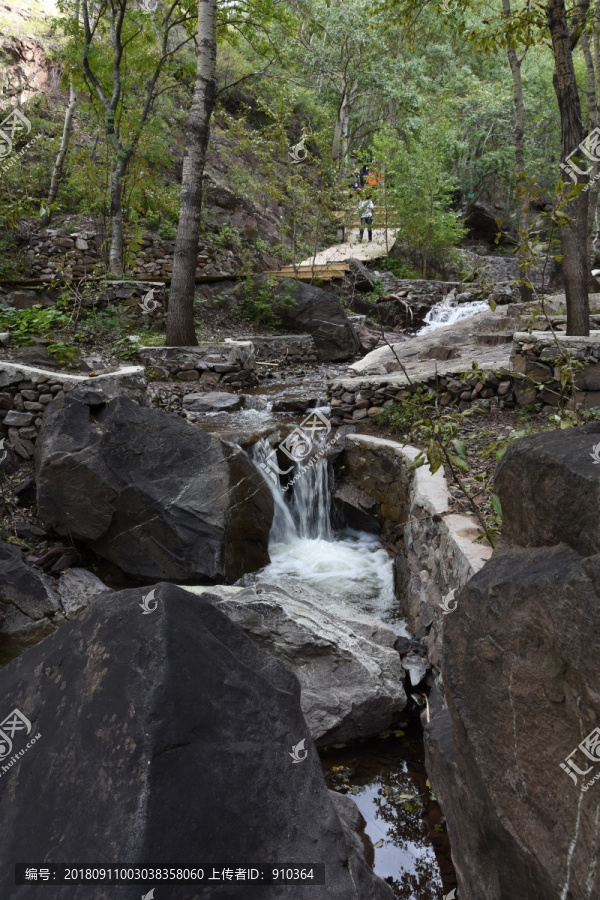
373,125,466,277
0,305,69,346
375,387,436,432
114,335,141,362
380,257,422,280
239,276,295,327
0,234,31,279
46,341,80,368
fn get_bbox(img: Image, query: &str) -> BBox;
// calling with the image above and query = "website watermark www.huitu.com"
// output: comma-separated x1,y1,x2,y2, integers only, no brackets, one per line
559,724,600,790
561,126,600,193
0,107,43,175
259,409,339,492
0,708,41,778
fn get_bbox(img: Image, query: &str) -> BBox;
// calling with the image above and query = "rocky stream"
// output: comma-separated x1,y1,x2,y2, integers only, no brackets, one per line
2,266,600,900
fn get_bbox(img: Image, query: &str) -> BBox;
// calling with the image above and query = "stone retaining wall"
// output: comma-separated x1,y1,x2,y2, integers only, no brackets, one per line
511,330,600,410
0,362,146,459
23,229,236,281
137,341,257,388
335,434,492,669
249,334,318,363
328,368,516,425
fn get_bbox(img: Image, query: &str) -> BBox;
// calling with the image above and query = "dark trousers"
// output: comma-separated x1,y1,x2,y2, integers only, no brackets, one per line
360,216,373,241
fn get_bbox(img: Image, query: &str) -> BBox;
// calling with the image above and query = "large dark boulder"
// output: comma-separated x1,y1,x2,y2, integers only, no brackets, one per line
495,421,600,556
464,200,512,245
0,583,394,900
425,427,600,899
0,540,62,666
426,543,600,900
35,394,273,583
249,277,360,361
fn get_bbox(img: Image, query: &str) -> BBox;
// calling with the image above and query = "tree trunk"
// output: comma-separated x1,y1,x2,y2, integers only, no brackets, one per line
503,0,532,302
108,154,129,275
592,0,600,258
582,30,599,265
167,0,217,346
340,81,357,165
547,0,590,336
41,83,77,228
332,89,348,163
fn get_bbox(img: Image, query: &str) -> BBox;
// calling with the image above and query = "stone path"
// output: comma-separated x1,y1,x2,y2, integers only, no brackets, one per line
300,228,398,266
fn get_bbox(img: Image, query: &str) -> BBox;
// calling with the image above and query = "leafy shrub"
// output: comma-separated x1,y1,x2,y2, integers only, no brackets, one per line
240,276,282,326
0,305,69,346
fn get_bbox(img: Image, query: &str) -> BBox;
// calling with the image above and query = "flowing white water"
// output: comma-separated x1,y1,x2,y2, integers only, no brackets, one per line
250,439,403,628
418,297,489,335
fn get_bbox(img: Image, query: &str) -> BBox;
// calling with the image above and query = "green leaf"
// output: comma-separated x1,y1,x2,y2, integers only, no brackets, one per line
452,439,467,458
491,495,502,517
450,454,469,471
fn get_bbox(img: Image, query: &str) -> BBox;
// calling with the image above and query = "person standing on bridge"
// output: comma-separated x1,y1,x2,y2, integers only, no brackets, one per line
358,194,374,242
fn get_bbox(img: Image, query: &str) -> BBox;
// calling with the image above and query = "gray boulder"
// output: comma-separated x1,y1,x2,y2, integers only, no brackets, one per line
464,199,512,245
57,568,111,618
182,391,244,412
35,394,273,582
346,258,375,293
187,580,407,746
426,543,600,900
426,424,600,899
0,582,394,900
333,482,381,534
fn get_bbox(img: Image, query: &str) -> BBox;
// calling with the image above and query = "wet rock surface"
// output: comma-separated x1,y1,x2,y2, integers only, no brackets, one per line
186,579,407,747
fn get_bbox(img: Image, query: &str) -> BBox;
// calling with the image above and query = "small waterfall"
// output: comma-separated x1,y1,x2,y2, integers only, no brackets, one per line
287,457,332,541
248,437,402,628
250,438,332,542
418,297,489,335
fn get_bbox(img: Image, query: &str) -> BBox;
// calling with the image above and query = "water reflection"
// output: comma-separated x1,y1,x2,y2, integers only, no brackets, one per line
321,724,457,899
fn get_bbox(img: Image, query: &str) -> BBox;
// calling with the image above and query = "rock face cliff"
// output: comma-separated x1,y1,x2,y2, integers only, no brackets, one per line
424,422,600,900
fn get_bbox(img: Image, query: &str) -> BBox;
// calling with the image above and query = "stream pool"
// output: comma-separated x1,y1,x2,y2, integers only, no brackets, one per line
321,724,456,899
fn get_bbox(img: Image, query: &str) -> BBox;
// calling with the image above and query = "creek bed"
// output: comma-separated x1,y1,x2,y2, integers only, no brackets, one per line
186,362,347,438
321,721,456,899
245,446,454,894
195,360,456,895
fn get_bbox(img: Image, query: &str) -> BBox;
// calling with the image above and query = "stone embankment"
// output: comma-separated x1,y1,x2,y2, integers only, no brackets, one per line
329,318,600,420
328,367,516,425
334,434,491,671
511,330,600,410
138,341,257,388
0,362,145,460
